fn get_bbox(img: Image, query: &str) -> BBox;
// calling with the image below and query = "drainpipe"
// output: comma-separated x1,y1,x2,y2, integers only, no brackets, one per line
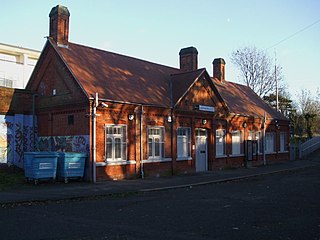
92,93,98,183
32,94,38,151
140,105,144,179
170,109,174,175
263,112,266,166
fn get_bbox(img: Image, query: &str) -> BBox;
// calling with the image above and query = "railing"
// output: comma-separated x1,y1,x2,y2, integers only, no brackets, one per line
299,136,320,159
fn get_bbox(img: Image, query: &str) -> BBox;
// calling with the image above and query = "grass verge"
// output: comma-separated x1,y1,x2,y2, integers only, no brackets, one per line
0,166,25,190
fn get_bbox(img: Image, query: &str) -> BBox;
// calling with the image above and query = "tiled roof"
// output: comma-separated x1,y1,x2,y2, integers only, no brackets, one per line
53,40,180,107
171,68,207,106
49,39,287,121
213,78,288,120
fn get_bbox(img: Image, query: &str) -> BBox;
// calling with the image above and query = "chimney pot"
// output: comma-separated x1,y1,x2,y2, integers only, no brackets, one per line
49,5,70,46
213,58,226,82
179,46,198,72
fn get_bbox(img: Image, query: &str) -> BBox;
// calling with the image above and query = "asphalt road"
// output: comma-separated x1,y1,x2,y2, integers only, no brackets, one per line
1,165,320,240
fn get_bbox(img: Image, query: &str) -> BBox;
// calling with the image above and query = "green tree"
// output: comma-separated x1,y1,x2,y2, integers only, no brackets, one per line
263,91,294,117
296,89,320,138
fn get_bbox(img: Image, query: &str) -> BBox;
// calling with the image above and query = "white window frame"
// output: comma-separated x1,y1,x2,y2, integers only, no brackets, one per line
177,127,191,160
105,125,127,162
280,132,287,152
147,126,165,160
231,130,243,155
265,132,275,153
254,131,262,154
247,131,261,154
216,129,226,157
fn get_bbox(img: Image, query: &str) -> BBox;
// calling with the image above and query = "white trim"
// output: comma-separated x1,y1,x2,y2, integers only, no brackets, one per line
216,129,226,156
142,158,172,164
147,126,165,160
177,127,191,159
176,157,193,161
230,154,245,158
216,155,227,158
104,124,127,162
96,160,136,166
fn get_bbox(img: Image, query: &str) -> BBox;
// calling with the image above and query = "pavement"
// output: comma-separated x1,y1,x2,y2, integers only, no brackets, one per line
1,156,320,206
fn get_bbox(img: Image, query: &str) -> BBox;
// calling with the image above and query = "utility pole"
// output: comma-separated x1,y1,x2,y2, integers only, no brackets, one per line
275,49,279,111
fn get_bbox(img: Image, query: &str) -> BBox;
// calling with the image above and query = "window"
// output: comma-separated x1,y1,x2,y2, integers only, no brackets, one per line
68,115,74,125
177,127,191,159
148,127,164,160
255,131,262,154
248,131,254,141
247,131,261,154
105,125,127,161
216,129,226,156
0,77,13,88
265,132,275,153
280,132,287,152
232,130,243,155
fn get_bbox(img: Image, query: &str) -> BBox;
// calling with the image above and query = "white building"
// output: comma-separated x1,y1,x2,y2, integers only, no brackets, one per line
0,42,40,89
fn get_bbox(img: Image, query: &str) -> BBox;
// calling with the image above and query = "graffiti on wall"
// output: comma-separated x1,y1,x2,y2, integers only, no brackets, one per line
38,135,89,154
0,114,36,167
0,114,88,168
0,120,13,164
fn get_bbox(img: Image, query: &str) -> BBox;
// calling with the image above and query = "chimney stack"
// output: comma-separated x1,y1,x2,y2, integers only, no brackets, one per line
49,5,70,46
213,58,226,82
179,47,198,72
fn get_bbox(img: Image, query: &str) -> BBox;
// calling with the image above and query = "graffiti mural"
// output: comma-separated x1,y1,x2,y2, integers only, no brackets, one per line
0,117,13,164
0,114,35,167
38,135,89,154
0,114,88,168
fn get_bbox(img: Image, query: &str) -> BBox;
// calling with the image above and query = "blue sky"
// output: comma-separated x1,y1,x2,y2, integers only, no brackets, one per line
1,0,319,102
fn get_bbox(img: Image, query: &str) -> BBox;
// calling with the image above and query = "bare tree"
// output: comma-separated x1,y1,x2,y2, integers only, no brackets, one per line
231,46,283,97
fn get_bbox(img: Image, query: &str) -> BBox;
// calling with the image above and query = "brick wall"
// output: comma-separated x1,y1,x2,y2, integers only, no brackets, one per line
0,87,33,115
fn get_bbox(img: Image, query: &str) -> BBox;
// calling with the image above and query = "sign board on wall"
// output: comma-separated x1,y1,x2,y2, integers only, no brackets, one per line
194,105,215,112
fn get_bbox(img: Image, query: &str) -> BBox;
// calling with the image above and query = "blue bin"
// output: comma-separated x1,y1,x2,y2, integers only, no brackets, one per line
24,152,59,184
57,152,86,183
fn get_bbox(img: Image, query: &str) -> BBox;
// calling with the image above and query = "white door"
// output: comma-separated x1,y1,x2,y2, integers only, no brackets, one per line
195,129,208,172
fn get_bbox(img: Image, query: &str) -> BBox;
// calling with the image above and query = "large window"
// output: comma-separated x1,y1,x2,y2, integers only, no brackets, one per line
280,132,288,152
265,132,275,153
177,127,191,159
148,127,165,160
105,125,127,161
232,130,243,155
216,129,226,156
255,131,262,154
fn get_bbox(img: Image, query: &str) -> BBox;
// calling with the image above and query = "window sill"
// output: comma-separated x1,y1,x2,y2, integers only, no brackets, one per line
216,155,227,158
278,151,289,153
143,158,172,164
176,157,192,161
230,154,244,157
97,160,136,166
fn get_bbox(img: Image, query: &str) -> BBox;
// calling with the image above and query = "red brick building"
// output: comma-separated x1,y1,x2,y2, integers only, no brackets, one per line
26,5,290,181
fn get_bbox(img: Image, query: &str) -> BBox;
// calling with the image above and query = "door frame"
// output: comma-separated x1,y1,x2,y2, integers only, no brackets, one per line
195,128,208,172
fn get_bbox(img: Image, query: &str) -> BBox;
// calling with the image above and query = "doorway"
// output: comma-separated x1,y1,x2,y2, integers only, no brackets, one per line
195,128,208,172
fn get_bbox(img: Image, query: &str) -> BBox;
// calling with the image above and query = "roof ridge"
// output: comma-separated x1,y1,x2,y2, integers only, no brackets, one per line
66,41,180,72
170,67,206,76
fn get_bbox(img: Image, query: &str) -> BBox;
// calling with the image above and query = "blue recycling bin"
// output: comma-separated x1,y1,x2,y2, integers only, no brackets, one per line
24,152,59,184
57,152,86,183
